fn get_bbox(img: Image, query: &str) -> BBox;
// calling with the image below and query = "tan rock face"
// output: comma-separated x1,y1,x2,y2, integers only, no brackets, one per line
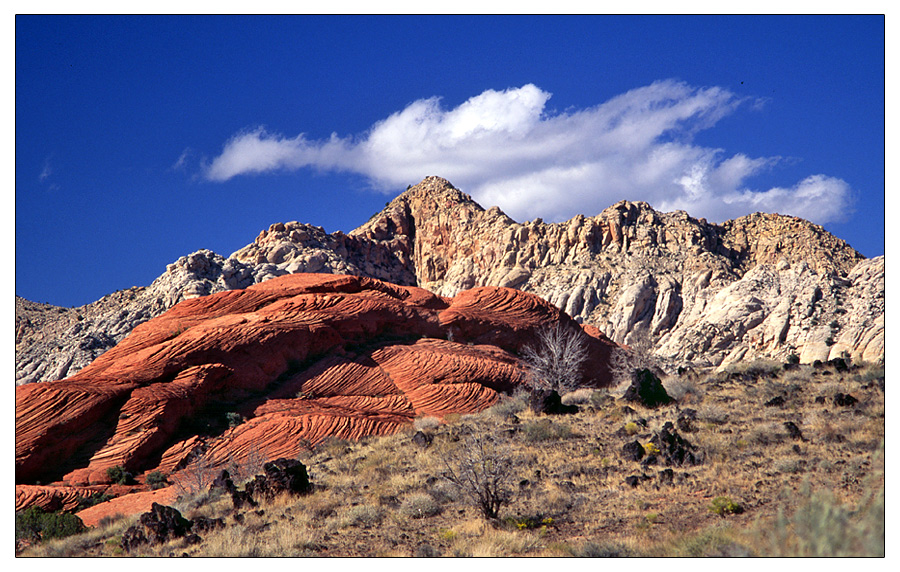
16,176,883,385
16,273,616,491
350,177,880,368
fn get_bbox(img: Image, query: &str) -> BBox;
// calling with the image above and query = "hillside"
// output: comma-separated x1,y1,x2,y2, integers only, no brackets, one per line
15,177,884,386
17,359,884,557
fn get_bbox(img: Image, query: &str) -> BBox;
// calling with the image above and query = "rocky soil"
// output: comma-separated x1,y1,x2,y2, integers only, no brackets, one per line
17,359,884,557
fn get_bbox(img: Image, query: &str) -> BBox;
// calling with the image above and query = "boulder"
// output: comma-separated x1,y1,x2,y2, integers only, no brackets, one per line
622,369,672,408
650,422,701,467
528,389,578,415
121,503,193,552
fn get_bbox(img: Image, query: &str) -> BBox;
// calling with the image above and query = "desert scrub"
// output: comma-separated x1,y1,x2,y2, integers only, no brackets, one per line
642,442,661,455
106,465,134,485
503,514,554,530
145,470,168,490
708,496,743,516
341,504,384,528
722,359,782,380
663,377,703,402
75,491,113,510
399,493,442,519
484,390,529,420
521,418,576,442
697,403,729,425
413,416,441,432
753,482,884,556
441,433,514,520
16,506,86,543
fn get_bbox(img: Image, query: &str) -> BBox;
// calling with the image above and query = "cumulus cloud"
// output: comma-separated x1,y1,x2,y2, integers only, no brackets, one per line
202,80,854,224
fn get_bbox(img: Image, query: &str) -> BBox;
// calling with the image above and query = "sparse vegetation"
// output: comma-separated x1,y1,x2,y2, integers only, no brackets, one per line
105,465,134,485
440,433,514,521
16,506,86,543
146,470,168,490
16,359,884,557
521,323,589,393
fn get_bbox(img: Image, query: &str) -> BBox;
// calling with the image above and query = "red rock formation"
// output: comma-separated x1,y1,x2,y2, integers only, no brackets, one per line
16,273,617,516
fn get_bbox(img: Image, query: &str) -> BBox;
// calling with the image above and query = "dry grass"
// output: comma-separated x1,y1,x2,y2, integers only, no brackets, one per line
18,360,884,557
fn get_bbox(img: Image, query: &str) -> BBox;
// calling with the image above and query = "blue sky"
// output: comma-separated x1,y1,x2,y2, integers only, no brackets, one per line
15,15,886,308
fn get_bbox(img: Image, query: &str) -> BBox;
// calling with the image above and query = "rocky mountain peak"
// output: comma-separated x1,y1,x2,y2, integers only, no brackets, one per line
16,176,883,384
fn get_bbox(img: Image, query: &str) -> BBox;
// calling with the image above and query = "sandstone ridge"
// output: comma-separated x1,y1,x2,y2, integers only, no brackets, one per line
16,176,884,384
16,273,616,496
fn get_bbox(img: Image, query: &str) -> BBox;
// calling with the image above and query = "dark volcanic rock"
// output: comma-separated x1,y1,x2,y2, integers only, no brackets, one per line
783,421,805,441
622,440,645,462
412,431,433,449
650,422,701,467
122,503,193,552
529,389,578,415
676,408,698,433
622,369,672,408
243,458,311,502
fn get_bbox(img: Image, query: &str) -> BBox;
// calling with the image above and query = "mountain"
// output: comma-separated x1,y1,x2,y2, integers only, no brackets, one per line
15,176,884,385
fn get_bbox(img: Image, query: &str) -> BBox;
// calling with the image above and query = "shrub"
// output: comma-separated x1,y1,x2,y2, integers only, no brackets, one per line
522,419,575,442
106,465,134,485
399,493,442,519
708,496,743,516
226,412,244,428
503,514,554,530
486,391,529,420
16,507,86,542
343,505,384,528
642,442,661,455
663,377,703,401
413,416,441,432
567,541,632,557
521,323,589,394
146,470,168,490
441,434,514,520
757,483,884,556
75,492,113,510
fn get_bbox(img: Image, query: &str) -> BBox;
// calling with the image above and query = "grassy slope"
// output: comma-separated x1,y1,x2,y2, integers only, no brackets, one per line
19,360,884,557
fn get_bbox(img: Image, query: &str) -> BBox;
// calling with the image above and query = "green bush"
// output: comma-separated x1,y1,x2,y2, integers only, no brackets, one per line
75,492,113,510
106,465,133,485
503,514,554,530
15,506,86,542
146,470,168,490
708,496,743,516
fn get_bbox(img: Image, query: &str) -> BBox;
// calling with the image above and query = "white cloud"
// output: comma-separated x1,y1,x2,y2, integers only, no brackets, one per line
202,80,854,225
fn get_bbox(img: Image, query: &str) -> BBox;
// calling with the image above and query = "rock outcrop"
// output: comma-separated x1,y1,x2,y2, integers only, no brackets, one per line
16,273,616,490
16,176,884,384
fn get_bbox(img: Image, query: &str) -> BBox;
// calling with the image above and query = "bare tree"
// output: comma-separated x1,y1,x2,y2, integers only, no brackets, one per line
441,434,514,521
174,447,217,498
224,443,268,485
521,323,590,394
609,326,659,387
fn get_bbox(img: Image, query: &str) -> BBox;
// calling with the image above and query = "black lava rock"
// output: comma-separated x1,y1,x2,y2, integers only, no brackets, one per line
622,369,672,408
